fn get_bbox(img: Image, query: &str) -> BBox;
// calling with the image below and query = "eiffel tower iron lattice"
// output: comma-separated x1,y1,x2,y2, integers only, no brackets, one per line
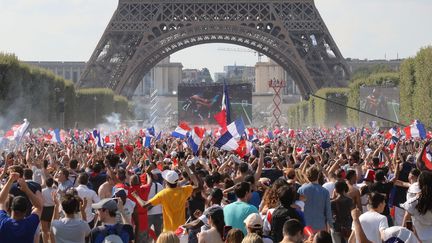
77,0,350,98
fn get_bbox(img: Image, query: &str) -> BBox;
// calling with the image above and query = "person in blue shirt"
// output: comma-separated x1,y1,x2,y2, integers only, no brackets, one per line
0,172,43,243
297,164,334,233
223,181,259,235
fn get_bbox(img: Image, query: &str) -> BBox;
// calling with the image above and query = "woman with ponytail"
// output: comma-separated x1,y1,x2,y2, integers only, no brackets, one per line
198,207,225,243
401,171,432,242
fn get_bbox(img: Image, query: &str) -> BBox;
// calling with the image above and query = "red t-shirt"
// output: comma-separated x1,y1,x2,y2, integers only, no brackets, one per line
129,184,151,231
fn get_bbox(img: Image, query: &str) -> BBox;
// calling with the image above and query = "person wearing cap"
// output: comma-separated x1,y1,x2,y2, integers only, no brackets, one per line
89,198,134,243
147,168,164,237
112,187,137,226
131,157,199,232
0,172,43,243
244,213,273,243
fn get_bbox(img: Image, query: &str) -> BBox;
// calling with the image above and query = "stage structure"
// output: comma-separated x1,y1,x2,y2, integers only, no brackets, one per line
77,0,350,98
269,79,286,126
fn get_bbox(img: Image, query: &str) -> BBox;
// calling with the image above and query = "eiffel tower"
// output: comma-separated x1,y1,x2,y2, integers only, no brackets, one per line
77,0,350,98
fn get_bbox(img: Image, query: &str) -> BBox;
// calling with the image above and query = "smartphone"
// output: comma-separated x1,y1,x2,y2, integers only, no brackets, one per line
223,225,232,240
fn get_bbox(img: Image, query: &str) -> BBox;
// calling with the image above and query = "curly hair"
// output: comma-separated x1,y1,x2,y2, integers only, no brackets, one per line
261,179,288,211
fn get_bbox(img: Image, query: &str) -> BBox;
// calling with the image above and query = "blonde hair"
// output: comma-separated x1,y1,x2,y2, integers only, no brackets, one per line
156,232,180,243
241,233,263,243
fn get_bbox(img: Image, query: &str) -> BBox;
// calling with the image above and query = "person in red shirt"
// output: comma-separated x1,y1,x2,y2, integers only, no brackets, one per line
128,167,153,243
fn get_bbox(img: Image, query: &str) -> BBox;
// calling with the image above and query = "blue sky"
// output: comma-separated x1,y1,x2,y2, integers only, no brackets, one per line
0,0,431,76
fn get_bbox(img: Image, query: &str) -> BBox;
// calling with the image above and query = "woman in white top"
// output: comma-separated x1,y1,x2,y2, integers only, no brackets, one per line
198,207,225,243
41,177,55,243
402,171,432,243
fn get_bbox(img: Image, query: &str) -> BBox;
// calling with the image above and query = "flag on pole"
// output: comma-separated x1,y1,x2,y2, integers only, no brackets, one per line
214,80,231,129
51,129,62,143
144,136,152,148
93,129,103,147
147,126,155,137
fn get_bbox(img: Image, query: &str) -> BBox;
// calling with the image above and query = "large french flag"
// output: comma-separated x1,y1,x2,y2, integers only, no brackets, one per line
172,122,191,139
93,129,104,147
385,127,399,139
404,120,426,139
188,127,206,155
214,81,231,129
5,119,30,141
215,118,246,151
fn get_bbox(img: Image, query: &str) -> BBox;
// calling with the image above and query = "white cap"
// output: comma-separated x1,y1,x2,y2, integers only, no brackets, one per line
162,170,179,184
170,151,177,157
243,213,263,228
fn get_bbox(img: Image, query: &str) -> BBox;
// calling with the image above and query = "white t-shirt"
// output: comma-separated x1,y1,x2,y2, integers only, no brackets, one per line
352,211,388,243
75,184,100,223
322,182,335,198
116,198,136,225
31,166,43,185
42,187,55,207
147,182,163,215
401,197,432,242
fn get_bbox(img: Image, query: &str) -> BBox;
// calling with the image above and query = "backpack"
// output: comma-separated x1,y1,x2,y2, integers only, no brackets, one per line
98,224,124,243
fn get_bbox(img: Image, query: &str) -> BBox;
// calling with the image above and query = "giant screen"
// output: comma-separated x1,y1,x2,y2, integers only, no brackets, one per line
359,86,400,124
178,83,252,125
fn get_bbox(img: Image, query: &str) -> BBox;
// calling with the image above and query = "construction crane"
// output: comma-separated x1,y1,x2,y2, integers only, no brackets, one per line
217,47,264,62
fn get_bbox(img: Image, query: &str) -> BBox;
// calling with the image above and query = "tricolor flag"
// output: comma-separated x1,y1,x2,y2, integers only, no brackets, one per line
188,127,206,155
147,126,155,137
4,119,30,141
421,146,432,171
404,120,426,139
214,80,231,129
214,118,246,151
172,122,191,139
385,127,399,139
144,136,152,148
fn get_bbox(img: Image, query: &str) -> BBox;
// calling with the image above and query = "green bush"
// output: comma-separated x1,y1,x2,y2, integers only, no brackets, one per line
412,47,432,126
399,58,416,124
314,88,349,126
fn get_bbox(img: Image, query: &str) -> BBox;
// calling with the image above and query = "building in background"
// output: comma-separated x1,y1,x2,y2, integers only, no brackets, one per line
25,61,86,83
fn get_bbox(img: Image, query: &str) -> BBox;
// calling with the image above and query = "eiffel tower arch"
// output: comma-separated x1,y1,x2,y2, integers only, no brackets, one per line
77,0,350,98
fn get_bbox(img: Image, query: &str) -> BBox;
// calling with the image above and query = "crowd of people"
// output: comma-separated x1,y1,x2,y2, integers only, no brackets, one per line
0,126,432,243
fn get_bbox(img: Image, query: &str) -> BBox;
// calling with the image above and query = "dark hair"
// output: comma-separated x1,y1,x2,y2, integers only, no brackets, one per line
335,181,349,194
117,168,127,181
23,168,33,180
224,178,234,189
212,172,221,184
59,168,69,179
130,175,141,186
209,208,225,239
239,163,249,173
93,162,102,173
244,175,255,185
283,219,303,237
372,157,380,167
314,231,332,243
78,173,89,185
278,186,295,208
410,168,421,178
205,175,215,188
234,182,251,199
368,193,386,209
106,153,120,168
61,194,80,214
46,177,54,187
375,170,386,182
11,196,28,213
70,159,78,170
9,165,23,177
345,170,357,181
306,165,320,182
416,171,432,215
210,188,224,204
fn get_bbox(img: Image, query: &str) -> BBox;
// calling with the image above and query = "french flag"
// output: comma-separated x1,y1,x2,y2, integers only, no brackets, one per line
5,119,30,141
246,128,258,141
214,80,231,129
385,127,400,139
172,122,191,139
215,118,246,151
288,129,296,138
404,120,426,139
188,127,206,155
236,139,253,158
421,146,432,171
